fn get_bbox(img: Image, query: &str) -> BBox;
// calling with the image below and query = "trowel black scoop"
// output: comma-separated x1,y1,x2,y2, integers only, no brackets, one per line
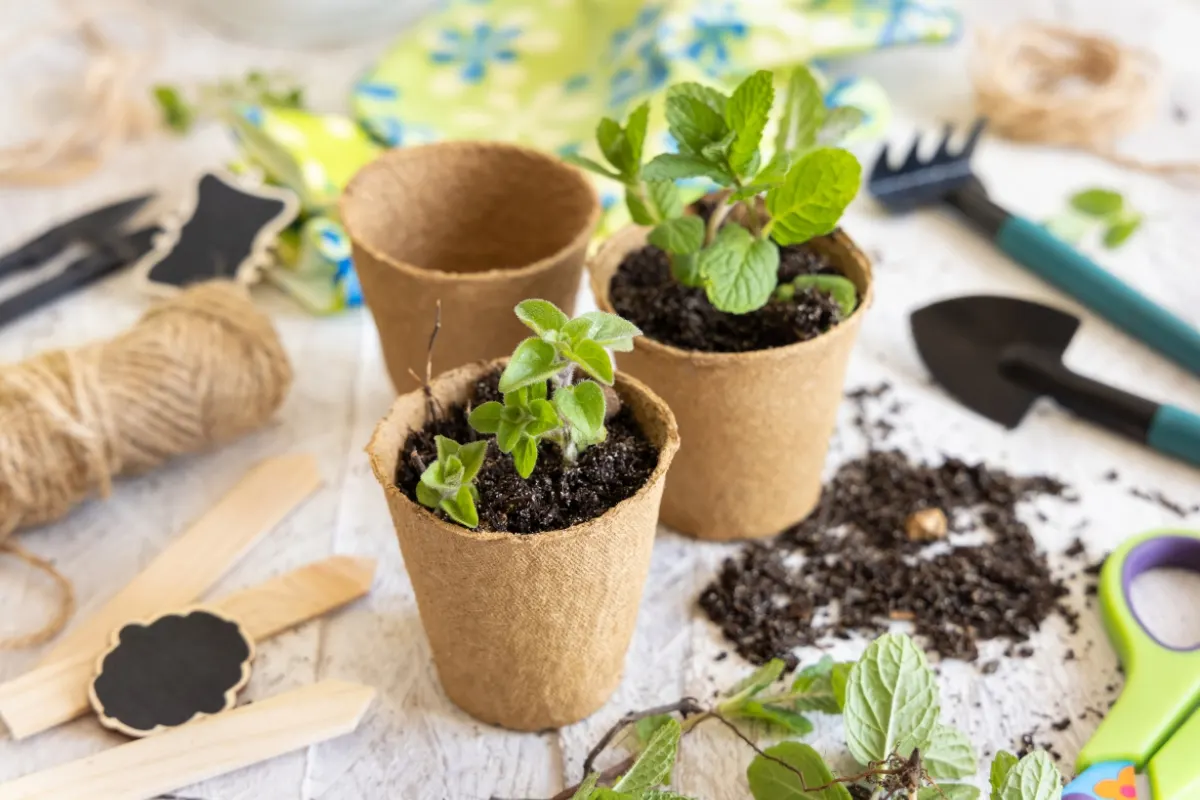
910,295,1200,467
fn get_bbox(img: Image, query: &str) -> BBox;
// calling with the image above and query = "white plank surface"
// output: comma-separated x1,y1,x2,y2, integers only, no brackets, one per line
2,0,1199,797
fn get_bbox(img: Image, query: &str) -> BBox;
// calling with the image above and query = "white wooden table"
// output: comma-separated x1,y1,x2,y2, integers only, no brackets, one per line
2,1,1199,797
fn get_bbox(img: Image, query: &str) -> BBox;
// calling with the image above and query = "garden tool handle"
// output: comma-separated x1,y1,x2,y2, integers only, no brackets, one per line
994,215,1200,377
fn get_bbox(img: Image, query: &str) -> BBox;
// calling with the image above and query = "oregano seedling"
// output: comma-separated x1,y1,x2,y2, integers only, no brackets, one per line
416,435,486,528
567,66,864,318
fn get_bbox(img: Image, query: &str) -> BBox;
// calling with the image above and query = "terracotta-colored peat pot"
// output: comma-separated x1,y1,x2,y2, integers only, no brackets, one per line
341,142,601,393
589,225,873,541
367,359,679,730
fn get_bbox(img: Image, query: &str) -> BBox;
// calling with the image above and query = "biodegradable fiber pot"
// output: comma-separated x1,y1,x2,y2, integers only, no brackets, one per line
589,225,873,541
367,360,679,730
341,142,601,393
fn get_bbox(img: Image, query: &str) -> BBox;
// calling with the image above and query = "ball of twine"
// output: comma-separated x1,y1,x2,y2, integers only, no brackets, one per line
0,281,292,649
973,23,1200,177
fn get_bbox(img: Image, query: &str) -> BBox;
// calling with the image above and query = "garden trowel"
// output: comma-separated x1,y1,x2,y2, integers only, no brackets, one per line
910,295,1200,467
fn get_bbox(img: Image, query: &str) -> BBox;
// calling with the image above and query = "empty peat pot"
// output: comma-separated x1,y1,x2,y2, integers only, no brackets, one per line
367,359,679,730
589,225,873,541
341,142,600,392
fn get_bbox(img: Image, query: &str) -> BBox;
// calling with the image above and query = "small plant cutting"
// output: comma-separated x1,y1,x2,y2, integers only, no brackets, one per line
567,65,863,317
1045,187,1143,250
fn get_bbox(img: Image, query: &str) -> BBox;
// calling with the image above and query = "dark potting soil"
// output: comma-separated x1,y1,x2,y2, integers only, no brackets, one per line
609,242,846,353
394,370,659,534
699,385,1081,667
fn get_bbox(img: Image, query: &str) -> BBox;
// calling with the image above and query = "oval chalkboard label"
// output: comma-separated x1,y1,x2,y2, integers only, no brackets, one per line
90,608,254,737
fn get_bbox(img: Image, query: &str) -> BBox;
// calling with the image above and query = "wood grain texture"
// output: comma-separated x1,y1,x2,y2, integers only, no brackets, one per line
0,1,1198,797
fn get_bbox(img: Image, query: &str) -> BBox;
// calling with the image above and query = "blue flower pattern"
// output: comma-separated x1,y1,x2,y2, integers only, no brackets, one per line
607,5,669,111
430,23,521,83
809,0,960,48
682,3,747,75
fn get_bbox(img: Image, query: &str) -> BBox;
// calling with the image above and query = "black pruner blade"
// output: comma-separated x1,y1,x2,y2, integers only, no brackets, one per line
0,193,154,278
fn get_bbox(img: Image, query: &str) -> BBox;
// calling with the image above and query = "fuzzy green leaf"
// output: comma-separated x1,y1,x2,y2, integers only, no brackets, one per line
598,117,634,176
469,401,504,435
924,724,978,780
415,480,442,509
568,339,615,384
989,751,1019,800
496,419,523,453
817,106,866,145
643,153,733,183
699,224,780,314
737,701,814,735
791,656,853,713
420,461,449,491
527,398,561,437
774,66,825,154
998,751,1062,800
562,153,622,181
766,148,861,246
153,85,194,133
649,216,706,255
1103,213,1143,248
843,633,940,766
511,435,538,479
635,714,675,746
1070,188,1123,217
571,773,600,800
726,658,787,705
591,791,635,800
554,381,606,439
435,435,458,463
573,311,642,351
746,742,852,800
919,786,981,800
440,485,478,528
457,440,488,483
499,338,561,393
727,70,774,175
614,717,681,794
788,274,858,317
626,102,651,168
516,299,569,336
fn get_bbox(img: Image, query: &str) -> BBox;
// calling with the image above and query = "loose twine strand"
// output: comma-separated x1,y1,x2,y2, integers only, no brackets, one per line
973,23,1200,177
0,282,292,648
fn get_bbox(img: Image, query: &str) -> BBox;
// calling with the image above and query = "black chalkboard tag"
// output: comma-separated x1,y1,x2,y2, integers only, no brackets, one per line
89,608,255,738
136,171,298,291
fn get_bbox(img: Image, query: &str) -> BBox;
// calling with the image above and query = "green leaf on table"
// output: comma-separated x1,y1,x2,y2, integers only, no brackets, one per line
746,741,852,800
598,117,634,177
698,224,780,314
924,724,978,780
1070,188,1123,217
553,381,606,439
1103,212,1143,249
440,485,478,528
515,299,569,337
644,792,696,800
989,751,1019,800
919,785,981,800
649,216,706,255
635,714,676,746
562,153,623,181
774,66,826,154
724,658,787,707
727,70,774,175
499,338,561,393
571,772,600,800
737,701,814,735
791,656,853,713
591,791,635,800
566,339,615,384
997,751,1062,800
843,633,940,765
788,274,858,317
153,85,194,133
511,434,538,479
643,153,733,183
765,148,862,246
817,106,866,145
1043,213,1089,246
614,717,681,794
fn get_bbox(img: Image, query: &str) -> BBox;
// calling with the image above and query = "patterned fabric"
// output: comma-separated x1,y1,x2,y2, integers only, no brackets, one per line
1063,762,1139,800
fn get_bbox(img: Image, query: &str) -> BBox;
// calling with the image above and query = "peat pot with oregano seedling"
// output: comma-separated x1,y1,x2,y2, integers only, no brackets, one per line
341,141,601,393
571,67,873,541
367,301,678,730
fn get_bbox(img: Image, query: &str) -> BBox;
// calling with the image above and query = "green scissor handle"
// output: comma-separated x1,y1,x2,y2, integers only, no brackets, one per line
1078,529,1200,799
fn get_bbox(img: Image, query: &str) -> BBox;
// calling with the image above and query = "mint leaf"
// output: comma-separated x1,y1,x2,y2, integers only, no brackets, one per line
635,714,675,746
571,311,642,351
571,773,600,800
153,85,194,133
626,102,651,168
702,130,738,161
597,117,634,177
924,724,977,780
1070,188,1123,217
627,190,657,225
699,224,779,314
666,84,730,157
643,153,733,183
668,82,728,117
647,179,683,220
817,106,866,146
644,793,695,800
649,216,705,255
774,66,825,154
562,153,622,181
737,701,814,735
989,751,1019,800
788,275,858,317
511,435,538,478
671,253,702,287
499,338,560,393
746,742,852,800
1103,212,1142,248
766,147,861,246
843,633,940,765
515,299,568,336
592,791,635,800
791,656,852,713
614,717,680,794
727,70,774,175
567,339,614,384
998,751,1062,800
919,786,981,800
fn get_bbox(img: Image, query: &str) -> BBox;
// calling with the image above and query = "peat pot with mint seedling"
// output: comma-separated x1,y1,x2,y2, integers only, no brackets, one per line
367,301,679,730
341,141,601,393
574,67,873,540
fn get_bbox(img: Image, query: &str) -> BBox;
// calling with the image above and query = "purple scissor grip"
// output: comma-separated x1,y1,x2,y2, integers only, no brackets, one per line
1121,536,1200,652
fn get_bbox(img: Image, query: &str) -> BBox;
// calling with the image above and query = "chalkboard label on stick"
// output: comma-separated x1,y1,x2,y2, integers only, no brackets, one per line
89,608,255,738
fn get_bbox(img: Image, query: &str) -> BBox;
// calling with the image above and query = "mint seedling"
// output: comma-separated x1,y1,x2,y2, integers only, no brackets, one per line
416,435,486,528
568,66,863,317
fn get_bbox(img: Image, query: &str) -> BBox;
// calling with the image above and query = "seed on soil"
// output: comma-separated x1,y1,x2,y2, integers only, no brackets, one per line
905,508,947,542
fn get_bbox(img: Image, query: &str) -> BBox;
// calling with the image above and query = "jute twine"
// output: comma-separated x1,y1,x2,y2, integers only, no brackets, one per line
973,23,1200,177
0,281,292,649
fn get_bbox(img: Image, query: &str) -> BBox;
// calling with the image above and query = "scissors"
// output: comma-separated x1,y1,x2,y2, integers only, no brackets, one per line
1066,528,1200,800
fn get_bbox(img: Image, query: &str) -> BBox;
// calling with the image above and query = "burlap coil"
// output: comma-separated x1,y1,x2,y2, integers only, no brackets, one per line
589,226,872,541
341,141,601,394
367,359,679,730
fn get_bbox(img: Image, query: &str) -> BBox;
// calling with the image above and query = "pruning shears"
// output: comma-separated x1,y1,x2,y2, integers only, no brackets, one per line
1066,529,1200,800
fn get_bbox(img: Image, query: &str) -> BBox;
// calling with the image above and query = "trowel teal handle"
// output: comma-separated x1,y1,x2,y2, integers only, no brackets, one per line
995,216,1200,376
1148,406,1200,466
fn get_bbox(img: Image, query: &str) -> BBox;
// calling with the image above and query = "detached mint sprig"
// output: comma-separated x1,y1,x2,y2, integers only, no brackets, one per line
567,66,864,317
1046,187,1143,250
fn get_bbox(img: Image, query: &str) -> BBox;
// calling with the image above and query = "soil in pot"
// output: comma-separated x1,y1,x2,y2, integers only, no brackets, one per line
395,369,658,533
